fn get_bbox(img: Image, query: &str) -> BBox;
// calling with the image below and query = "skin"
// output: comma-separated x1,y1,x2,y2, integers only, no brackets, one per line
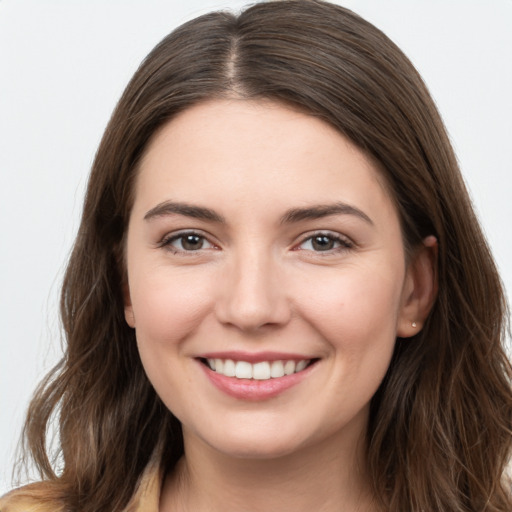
124,99,436,512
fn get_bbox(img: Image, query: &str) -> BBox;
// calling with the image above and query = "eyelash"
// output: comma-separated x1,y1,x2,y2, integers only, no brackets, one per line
159,230,216,254
295,231,354,254
159,230,354,256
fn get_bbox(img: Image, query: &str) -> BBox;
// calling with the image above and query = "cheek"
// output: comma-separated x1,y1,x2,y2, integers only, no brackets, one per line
129,266,214,348
129,269,215,416
293,264,404,424
294,261,404,352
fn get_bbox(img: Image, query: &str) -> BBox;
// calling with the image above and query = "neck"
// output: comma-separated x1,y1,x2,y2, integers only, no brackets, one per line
160,426,377,512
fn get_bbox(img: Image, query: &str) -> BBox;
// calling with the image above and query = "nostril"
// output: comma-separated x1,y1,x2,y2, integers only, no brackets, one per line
213,265,291,331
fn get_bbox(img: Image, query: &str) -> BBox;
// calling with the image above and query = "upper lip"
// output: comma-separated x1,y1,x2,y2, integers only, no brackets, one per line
197,351,316,364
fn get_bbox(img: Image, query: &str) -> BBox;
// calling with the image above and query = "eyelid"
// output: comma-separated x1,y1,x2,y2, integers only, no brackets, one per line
158,229,219,253
157,228,354,255
293,230,354,253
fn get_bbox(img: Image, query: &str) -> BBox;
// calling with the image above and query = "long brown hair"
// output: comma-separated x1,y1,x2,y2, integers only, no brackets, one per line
10,1,512,510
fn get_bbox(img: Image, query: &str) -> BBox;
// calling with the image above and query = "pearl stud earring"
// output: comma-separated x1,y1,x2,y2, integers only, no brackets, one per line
412,322,417,328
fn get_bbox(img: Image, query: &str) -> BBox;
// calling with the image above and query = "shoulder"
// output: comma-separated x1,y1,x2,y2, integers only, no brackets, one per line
0,483,66,512
0,451,163,512
0,460,162,512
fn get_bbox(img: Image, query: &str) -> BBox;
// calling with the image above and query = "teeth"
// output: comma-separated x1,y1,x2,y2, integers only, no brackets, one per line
206,358,311,380
296,360,308,372
270,361,285,378
284,360,296,375
223,359,236,377
253,362,271,380
235,361,252,379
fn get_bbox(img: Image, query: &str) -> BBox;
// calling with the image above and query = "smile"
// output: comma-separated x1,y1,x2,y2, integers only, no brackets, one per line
205,358,311,380
197,354,319,400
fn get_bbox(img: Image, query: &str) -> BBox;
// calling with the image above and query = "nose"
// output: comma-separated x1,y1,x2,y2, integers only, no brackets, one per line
214,248,291,333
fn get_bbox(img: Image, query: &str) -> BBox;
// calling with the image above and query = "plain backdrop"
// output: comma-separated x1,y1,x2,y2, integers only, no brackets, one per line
1,0,511,494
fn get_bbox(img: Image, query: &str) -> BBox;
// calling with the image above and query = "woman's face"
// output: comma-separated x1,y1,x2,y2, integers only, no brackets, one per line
124,99,424,459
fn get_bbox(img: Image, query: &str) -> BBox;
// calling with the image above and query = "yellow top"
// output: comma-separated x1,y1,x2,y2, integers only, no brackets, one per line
0,462,161,512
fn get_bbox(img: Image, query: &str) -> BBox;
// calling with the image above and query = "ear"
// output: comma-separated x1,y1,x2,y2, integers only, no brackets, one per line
396,235,438,337
116,243,136,328
122,277,136,328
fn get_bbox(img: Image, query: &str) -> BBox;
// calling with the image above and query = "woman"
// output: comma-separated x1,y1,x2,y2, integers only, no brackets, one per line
1,1,511,511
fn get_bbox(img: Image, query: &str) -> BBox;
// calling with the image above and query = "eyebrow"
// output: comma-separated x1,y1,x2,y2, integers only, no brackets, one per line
143,200,373,226
144,201,225,223
280,202,373,225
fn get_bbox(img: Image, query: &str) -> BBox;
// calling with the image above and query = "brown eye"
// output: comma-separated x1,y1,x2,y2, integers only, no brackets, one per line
163,232,214,252
311,235,335,251
180,234,205,250
298,232,352,253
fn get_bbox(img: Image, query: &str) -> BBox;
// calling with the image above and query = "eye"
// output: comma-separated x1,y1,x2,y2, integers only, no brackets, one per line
160,231,215,253
297,232,353,253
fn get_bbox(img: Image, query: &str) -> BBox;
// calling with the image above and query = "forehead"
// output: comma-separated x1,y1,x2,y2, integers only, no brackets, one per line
133,99,397,226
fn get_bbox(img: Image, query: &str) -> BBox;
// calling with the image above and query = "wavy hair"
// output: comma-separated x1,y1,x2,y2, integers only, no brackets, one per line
10,1,512,511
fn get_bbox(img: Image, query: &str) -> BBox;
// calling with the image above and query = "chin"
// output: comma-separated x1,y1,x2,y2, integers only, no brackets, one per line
212,437,305,460
187,420,312,461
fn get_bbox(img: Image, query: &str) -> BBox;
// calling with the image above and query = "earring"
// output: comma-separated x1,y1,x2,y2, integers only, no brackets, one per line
411,322,417,328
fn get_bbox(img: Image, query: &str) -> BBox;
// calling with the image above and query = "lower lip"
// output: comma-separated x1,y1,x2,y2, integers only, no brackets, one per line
198,360,317,401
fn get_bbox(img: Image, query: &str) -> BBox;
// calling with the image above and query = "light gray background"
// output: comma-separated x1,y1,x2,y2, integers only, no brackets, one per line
1,0,511,494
